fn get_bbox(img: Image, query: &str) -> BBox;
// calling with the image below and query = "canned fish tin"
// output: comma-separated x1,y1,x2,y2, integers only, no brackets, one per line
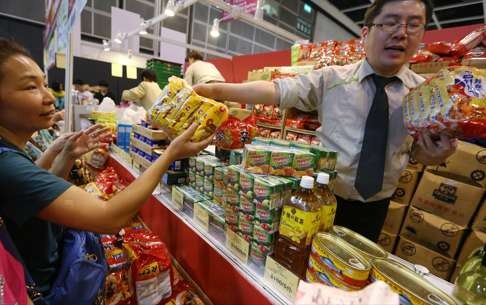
252,220,278,245
224,203,239,225
371,259,459,305
239,195,256,214
331,226,387,260
238,212,254,234
311,232,371,290
250,241,274,267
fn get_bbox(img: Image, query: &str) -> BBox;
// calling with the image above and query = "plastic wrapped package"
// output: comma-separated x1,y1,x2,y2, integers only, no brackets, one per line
404,66,486,138
150,76,228,141
451,26,486,57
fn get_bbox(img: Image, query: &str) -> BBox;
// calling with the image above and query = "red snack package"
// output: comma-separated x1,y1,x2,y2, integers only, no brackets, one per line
103,269,135,305
426,41,453,56
451,26,486,57
124,233,173,305
215,112,258,149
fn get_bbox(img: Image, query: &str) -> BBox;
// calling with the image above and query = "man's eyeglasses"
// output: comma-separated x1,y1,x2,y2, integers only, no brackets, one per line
371,22,425,34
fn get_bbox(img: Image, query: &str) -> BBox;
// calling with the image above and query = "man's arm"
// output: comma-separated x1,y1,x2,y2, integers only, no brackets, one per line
411,130,457,165
193,81,279,105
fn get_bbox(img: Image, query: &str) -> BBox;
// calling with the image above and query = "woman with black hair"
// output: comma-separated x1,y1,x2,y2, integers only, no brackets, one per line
121,69,162,110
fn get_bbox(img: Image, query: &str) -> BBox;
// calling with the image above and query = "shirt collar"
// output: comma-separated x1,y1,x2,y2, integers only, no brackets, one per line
357,58,417,88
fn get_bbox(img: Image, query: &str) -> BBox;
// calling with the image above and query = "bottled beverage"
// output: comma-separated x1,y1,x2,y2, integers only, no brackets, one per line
453,244,486,305
314,172,337,232
274,176,321,278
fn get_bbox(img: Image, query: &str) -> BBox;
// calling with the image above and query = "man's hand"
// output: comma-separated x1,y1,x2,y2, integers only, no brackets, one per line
412,130,457,165
165,123,213,161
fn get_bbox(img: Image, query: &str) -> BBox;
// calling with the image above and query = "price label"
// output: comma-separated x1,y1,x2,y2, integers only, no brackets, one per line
226,228,249,264
171,186,184,210
194,202,209,231
264,256,300,301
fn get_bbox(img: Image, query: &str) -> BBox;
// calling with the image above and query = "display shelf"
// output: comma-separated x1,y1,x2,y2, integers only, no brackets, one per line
108,153,290,305
108,152,458,305
256,122,282,130
285,127,317,136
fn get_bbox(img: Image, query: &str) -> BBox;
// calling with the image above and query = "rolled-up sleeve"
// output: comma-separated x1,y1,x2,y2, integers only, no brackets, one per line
273,68,327,112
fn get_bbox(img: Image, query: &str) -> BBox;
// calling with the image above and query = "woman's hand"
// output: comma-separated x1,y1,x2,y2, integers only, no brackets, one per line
165,123,213,161
61,124,112,159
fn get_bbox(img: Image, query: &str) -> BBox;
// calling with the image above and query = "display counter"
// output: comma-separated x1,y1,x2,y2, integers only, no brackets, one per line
108,150,458,305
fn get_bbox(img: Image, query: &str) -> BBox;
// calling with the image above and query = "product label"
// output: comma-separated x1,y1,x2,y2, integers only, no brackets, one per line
264,256,300,301
136,269,171,305
194,202,209,231
171,186,184,210
279,205,320,246
320,204,337,232
226,228,250,264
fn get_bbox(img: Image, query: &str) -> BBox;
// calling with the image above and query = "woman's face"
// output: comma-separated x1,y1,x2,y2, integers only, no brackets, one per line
0,55,56,134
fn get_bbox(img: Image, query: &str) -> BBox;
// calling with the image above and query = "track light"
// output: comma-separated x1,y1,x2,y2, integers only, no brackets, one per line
164,0,176,17
210,19,220,38
113,33,125,44
102,40,110,51
139,20,148,35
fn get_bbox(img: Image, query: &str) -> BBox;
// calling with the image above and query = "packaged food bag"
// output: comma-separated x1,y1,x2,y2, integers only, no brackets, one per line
214,108,257,149
403,66,486,138
150,76,229,141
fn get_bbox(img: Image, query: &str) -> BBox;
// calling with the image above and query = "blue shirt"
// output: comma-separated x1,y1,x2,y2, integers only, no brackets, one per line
0,138,71,293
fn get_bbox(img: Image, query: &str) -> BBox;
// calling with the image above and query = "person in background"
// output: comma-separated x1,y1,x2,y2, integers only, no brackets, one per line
122,69,162,110
49,81,64,110
0,38,212,295
194,0,456,242
75,79,94,104
73,79,82,91
184,50,225,86
94,80,116,104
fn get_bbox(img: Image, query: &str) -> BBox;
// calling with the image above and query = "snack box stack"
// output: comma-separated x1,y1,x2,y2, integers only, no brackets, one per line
130,122,167,171
394,141,486,281
116,123,132,152
242,138,338,180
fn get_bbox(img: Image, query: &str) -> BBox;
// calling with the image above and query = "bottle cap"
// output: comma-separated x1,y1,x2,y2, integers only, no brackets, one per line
300,176,314,189
317,172,330,184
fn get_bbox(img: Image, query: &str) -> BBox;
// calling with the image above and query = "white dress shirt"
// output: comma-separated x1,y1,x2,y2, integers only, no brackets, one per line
274,59,424,202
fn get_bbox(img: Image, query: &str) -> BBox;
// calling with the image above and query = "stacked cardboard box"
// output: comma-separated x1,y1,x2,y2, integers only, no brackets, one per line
394,141,486,281
378,159,422,253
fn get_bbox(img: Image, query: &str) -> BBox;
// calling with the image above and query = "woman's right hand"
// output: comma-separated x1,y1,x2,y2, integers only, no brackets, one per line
165,123,213,161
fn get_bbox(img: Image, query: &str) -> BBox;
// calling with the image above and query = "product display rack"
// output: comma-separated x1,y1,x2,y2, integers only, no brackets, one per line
108,149,458,305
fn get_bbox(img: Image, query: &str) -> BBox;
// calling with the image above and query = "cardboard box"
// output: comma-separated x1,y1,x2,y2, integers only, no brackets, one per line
392,169,420,205
400,206,467,258
395,236,456,280
472,199,486,232
382,201,408,235
429,141,486,188
450,264,461,283
378,230,398,253
411,170,484,227
456,230,486,266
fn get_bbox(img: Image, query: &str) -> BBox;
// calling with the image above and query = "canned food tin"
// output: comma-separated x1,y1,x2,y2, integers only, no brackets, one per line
310,232,371,290
331,226,387,260
371,259,459,305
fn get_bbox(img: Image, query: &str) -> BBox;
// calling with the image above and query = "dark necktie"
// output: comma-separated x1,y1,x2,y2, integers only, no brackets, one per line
355,75,397,200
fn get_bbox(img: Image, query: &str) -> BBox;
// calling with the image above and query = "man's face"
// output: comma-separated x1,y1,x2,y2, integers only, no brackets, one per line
362,0,426,75
80,84,90,92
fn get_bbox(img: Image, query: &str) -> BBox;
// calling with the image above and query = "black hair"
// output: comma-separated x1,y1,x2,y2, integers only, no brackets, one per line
185,50,204,62
98,80,109,87
141,69,157,82
363,0,433,27
74,79,84,85
51,81,62,91
0,38,32,81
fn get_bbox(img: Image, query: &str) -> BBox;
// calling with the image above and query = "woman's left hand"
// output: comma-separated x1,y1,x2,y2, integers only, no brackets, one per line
61,124,112,159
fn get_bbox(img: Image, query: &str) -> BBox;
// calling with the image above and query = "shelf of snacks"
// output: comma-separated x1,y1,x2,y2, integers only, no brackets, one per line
285,127,316,136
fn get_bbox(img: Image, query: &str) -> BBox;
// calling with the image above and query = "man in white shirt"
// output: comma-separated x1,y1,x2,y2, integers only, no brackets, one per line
194,0,456,241
184,50,225,86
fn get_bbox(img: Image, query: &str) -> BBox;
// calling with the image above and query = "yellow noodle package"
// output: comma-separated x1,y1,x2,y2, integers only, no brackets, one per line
150,76,228,141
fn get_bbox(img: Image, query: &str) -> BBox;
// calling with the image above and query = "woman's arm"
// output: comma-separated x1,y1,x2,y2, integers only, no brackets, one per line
37,123,212,234
122,83,146,102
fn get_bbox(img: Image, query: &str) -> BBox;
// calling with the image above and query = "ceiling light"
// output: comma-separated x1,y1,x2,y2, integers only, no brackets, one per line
139,20,149,35
102,40,110,51
164,0,176,17
113,33,124,44
210,19,220,38
139,29,148,35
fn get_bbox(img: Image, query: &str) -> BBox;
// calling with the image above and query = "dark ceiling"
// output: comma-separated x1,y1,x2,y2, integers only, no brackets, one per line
326,0,485,30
